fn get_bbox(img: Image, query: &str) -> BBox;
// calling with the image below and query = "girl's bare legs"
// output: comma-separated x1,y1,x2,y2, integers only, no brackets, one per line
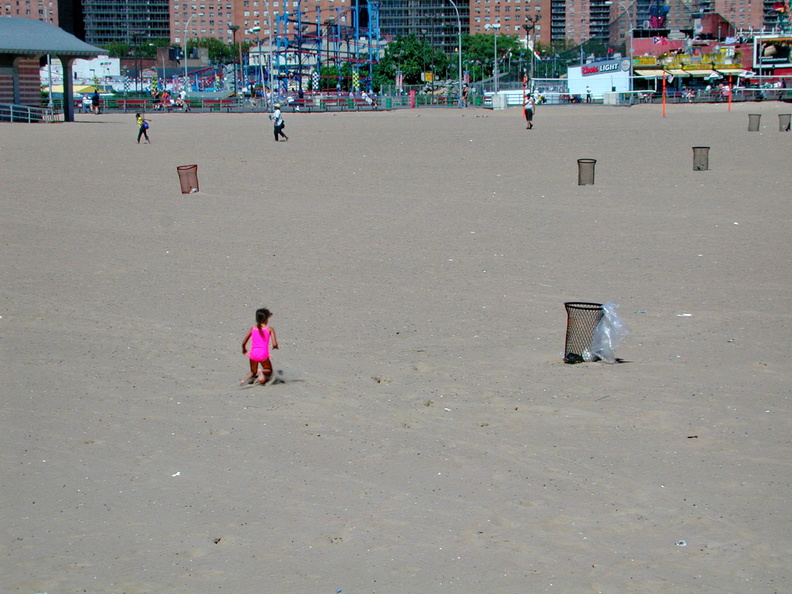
239,359,258,385
258,359,273,384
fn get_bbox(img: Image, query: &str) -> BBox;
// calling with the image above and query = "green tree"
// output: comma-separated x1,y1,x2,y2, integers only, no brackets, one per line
372,34,447,89
139,38,171,59
462,33,523,80
103,42,132,58
189,37,240,63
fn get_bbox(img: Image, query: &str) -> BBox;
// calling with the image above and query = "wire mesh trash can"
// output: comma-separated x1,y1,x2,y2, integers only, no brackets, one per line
177,164,199,194
577,159,596,185
564,302,604,363
748,113,761,131
779,114,791,132
692,146,709,171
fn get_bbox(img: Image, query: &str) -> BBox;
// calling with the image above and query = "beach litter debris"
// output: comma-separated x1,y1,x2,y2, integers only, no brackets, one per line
675,540,687,547
677,313,692,317
171,471,180,477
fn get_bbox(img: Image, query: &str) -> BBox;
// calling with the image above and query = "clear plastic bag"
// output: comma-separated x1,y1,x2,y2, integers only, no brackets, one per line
590,301,630,363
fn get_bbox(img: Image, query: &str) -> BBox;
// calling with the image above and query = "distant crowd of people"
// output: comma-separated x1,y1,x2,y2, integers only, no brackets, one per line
152,89,191,111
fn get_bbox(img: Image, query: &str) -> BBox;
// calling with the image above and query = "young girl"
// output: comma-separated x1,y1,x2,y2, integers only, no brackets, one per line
240,308,279,385
136,113,151,144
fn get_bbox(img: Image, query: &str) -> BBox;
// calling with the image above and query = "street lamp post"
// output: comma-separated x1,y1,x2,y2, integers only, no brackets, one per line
229,24,240,95
607,0,634,93
447,0,463,108
183,13,202,90
522,16,541,92
130,31,143,94
246,27,264,96
485,23,501,93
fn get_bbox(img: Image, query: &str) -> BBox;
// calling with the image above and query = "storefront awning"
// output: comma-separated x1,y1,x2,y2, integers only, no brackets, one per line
666,69,692,77
682,69,717,77
715,68,747,76
635,69,663,78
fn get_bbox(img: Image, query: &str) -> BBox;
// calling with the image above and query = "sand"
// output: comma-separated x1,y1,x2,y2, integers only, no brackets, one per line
1,102,791,593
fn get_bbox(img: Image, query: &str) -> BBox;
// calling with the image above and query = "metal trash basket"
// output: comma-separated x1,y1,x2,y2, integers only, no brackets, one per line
748,113,761,132
692,146,710,171
779,114,791,132
177,164,199,194
577,159,596,185
564,302,603,363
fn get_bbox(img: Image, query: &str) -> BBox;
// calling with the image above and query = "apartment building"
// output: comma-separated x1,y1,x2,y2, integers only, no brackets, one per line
1,0,58,24
83,0,170,45
469,0,550,44
379,0,470,54
171,0,376,46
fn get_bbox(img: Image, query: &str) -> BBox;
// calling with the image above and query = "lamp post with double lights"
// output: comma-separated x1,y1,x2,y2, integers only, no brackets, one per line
484,23,501,93
522,15,541,91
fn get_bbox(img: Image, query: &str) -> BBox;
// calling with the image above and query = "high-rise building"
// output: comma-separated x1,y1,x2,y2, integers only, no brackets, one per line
468,0,550,44
58,0,85,39
170,0,378,47
83,0,170,46
378,0,470,54
2,0,59,24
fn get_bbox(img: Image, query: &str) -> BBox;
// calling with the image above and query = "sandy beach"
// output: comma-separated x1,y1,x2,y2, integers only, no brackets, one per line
1,101,791,592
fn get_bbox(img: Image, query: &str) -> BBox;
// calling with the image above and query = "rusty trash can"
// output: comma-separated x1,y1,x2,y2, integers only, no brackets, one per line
177,164,199,194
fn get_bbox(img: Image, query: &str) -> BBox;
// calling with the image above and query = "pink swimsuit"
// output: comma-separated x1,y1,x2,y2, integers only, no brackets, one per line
248,325,271,362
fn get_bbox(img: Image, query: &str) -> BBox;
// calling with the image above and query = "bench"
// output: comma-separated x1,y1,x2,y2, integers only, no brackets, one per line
202,99,235,112
318,97,378,111
287,98,315,112
118,99,151,113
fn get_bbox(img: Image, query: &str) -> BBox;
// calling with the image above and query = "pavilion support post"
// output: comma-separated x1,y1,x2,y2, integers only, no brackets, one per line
60,56,77,122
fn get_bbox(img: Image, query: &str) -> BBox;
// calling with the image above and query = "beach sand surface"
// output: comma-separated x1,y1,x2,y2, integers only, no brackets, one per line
1,103,791,592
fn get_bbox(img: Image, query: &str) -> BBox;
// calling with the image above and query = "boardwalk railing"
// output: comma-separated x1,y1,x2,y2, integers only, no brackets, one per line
0,103,60,123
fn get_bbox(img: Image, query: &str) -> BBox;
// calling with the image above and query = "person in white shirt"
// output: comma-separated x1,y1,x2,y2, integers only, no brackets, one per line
523,94,535,129
269,103,288,142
